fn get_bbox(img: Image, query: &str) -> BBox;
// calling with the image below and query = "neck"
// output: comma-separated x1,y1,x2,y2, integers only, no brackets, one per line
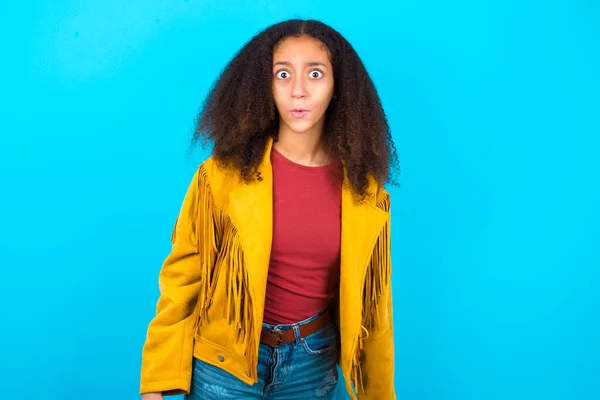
274,123,328,167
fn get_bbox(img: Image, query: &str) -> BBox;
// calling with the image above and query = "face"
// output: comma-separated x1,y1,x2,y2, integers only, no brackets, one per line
272,35,334,136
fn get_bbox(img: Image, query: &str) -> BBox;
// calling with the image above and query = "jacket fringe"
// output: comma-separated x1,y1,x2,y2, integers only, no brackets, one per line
181,165,258,382
217,210,257,380
351,193,391,395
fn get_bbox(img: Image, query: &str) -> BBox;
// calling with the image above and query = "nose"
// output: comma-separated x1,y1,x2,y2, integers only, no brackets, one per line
291,76,307,99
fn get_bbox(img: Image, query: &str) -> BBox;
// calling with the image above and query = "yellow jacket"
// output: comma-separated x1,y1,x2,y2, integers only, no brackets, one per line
140,139,396,399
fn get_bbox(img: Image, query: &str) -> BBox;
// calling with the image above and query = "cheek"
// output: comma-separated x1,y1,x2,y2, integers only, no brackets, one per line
272,85,286,110
314,84,334,109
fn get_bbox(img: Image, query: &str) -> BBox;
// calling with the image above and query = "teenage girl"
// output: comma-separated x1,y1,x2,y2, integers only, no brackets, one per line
140,19,399,400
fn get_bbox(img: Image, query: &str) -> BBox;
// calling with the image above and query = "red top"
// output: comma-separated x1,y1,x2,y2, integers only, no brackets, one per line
262,147,343,325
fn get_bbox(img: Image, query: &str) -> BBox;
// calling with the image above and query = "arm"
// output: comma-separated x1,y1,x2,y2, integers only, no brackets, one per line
357,282,395,399
358,190,396,399
140,166,216,395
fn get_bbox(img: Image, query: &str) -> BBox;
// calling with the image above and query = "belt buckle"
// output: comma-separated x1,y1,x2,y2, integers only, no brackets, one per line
270,328,285,348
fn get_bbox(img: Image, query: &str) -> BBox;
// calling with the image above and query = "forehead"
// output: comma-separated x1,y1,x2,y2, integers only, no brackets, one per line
272,35,331,65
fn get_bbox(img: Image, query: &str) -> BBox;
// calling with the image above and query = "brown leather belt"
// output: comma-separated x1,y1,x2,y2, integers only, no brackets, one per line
260,310,332,348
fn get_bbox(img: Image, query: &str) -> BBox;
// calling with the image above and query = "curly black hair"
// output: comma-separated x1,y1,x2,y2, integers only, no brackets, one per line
192,19,399,198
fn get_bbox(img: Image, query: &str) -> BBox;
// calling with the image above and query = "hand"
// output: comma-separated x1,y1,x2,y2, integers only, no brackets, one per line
141,393,163,400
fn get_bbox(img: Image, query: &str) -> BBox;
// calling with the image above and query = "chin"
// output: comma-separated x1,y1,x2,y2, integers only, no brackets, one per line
282,120,318,135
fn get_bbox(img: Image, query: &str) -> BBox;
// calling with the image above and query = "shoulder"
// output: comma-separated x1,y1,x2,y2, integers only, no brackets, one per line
363,173,391,212
376,185,390,211
193,156,243,205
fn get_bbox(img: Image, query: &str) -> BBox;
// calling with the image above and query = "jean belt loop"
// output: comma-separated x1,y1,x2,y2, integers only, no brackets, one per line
292,324,303,344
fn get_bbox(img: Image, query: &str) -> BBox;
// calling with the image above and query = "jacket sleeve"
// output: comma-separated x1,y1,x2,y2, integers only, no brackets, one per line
140,166,215,395
358,190,396,399
357,283,396,399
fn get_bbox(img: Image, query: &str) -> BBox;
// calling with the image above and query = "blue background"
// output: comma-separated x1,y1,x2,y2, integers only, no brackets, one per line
1,1,598,399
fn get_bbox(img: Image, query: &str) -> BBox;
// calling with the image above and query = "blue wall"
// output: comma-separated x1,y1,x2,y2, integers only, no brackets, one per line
1,1,598,399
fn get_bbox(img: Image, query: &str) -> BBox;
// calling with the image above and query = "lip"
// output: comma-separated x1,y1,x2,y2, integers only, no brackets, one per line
290,109,309,118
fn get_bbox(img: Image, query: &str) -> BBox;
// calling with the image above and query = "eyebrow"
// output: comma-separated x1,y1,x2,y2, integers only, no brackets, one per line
273,61,328,68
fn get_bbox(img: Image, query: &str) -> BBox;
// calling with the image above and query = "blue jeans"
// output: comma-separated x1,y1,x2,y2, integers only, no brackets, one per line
185,308,339,399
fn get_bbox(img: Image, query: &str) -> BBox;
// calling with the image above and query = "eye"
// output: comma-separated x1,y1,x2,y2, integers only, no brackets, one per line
275,70,290,79
309,69,324,79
